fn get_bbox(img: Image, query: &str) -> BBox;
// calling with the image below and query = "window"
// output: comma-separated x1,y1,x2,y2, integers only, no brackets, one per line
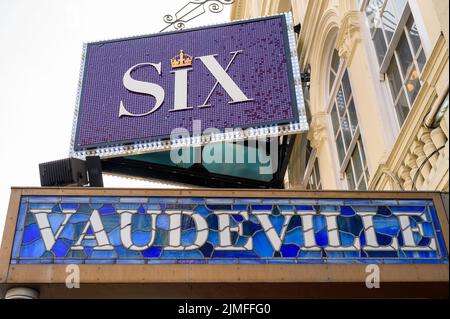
301,64,322,190
345,138,370,190
365,0,427,127
306,158,322,190
328,50,369,190
366,0,407,64
329,49,340,93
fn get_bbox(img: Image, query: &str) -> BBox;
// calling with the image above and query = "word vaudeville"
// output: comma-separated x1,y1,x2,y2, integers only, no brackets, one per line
28,203,438,255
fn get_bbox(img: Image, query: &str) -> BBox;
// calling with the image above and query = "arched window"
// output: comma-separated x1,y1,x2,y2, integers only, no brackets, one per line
328,49,370,190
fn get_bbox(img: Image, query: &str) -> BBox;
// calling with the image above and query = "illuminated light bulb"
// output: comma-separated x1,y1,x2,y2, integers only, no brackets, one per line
407,83,415,92
410,70,419,81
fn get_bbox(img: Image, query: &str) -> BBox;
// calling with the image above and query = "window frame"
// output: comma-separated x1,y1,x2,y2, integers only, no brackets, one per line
363,0,428,128
305,156,323,190
300,64,323,190
326,49,370,190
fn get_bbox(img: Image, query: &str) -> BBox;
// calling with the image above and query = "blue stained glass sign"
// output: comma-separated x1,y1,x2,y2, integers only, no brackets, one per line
10,196,448,264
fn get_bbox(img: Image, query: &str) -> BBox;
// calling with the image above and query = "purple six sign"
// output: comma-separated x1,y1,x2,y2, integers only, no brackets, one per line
70,13,307,158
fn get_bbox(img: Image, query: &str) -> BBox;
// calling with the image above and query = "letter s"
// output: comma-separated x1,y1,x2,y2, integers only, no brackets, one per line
119,62,165,117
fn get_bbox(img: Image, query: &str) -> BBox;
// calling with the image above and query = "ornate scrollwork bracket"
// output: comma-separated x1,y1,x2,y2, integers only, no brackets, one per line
160,0,235,32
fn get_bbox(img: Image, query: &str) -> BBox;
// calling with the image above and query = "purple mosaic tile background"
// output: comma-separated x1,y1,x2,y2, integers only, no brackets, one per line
75,16,297,150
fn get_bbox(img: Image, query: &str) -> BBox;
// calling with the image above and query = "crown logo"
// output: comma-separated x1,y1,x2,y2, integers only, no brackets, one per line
171,50,193,69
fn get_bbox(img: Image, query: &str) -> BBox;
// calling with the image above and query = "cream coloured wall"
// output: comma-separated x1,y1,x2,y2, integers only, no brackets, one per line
231,0,449,192
432,0,449,45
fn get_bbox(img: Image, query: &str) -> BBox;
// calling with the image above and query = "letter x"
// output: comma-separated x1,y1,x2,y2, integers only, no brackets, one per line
197,50,253,107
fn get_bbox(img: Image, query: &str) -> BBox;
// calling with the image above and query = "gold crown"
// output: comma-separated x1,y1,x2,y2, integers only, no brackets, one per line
171,50,193,69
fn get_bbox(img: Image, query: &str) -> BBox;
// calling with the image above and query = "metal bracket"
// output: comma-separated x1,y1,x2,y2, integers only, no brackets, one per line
160,0,235,32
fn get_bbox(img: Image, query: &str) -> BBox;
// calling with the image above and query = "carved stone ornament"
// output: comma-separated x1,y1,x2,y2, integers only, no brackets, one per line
307,113,328,150
336,11,360,64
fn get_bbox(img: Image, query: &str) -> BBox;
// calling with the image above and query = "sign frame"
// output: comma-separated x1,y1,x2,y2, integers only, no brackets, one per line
1,188,448,291
69,13,307,160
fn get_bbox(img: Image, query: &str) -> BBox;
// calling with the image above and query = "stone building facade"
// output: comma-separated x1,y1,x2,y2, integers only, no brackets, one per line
231,0,449,192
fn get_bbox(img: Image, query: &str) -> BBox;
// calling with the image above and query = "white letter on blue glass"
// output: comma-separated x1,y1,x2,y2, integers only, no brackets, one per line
215,211,253,250
164,210,209,251
117,209,161,251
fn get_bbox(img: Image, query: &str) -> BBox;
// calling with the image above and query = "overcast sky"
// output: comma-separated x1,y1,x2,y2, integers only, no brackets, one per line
0,0,231,239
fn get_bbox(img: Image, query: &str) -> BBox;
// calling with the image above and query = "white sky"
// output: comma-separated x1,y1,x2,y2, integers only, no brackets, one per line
0,0,231,239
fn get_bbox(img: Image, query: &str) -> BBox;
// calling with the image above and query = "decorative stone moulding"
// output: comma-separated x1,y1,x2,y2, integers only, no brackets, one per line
335,11,360,65
307,113,328,150
396,124,449,191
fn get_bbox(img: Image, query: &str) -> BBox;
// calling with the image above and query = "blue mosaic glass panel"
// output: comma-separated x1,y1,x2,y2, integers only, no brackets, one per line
10,196,448,264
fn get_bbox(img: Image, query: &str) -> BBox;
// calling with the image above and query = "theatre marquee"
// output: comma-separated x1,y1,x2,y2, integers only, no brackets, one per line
1,188,449,298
